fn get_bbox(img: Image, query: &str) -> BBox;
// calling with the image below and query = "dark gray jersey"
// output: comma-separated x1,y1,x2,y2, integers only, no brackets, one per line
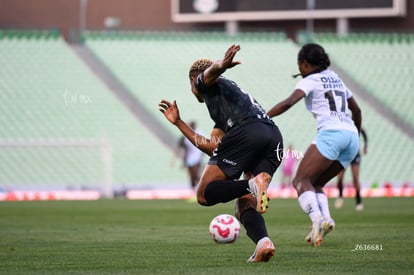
195,74,270,133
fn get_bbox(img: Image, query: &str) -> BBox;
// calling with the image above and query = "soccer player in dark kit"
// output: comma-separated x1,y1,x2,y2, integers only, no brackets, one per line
159,44,283,262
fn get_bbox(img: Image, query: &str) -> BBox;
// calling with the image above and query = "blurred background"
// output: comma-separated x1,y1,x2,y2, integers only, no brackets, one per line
0,0,413,200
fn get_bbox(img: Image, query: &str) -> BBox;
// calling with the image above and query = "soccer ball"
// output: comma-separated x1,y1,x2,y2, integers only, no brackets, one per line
209,214,241,243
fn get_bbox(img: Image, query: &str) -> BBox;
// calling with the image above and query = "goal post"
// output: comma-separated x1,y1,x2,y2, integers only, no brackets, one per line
0,139,113,198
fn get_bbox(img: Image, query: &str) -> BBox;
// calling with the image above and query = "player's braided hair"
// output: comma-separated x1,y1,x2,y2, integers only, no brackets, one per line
298,43,331,70
189,58,213,77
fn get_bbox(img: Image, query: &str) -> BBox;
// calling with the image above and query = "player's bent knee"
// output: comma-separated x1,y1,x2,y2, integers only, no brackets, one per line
196,191,208,206
195,181,208,206
197,199,208,206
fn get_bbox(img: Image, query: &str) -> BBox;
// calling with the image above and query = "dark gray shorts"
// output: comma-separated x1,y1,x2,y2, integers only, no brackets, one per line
209,119,283,179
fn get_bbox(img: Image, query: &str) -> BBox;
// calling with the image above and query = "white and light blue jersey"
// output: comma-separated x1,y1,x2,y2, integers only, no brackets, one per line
295,69,358,134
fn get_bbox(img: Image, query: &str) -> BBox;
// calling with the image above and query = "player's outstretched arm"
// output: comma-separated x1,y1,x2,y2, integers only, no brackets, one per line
267,89,305,118
158,99,221,156
202,44,241,86
159,99,181,125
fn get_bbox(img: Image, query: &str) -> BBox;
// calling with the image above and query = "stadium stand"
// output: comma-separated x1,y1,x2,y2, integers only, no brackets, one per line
308,32,414,130
83,31,314,177
1,30,412,199
84,31,413,186
0,30,186,195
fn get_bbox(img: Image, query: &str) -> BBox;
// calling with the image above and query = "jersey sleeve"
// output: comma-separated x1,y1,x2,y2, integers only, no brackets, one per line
346,89,353,99
294,78,314,96
343,83,353,99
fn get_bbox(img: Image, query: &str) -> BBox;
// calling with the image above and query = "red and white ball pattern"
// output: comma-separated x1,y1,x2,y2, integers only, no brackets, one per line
209,214,241,243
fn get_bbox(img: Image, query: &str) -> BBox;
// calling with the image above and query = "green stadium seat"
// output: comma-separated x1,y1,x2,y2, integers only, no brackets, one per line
0,30,187,192
1,30,412,194
84,31,414,185
312,33,414,129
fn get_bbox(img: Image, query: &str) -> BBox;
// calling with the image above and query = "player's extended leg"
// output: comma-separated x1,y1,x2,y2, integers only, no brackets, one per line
293,144,335,195
197,122,279,212
314,161,344,220
351,164,363,210
196,164,269,211
235,194,275,263
235,195,267,243
314,161,344,215
293,144,338,246
196,164,229,205
304,161,343,244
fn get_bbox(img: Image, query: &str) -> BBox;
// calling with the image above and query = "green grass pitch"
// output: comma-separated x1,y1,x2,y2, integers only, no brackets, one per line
1,197,413,274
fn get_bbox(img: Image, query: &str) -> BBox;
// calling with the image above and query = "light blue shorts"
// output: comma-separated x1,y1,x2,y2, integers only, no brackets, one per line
314,129,359,168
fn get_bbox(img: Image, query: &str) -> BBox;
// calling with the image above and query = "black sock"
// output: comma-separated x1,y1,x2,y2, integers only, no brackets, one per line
356,191,362,204
240,208,268,244
204,179,250,206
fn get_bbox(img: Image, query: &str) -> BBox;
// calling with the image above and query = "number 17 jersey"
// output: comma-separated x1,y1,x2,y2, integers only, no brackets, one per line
295,69,358,134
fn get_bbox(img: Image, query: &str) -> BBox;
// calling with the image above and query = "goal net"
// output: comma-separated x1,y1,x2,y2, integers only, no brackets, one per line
0,139,113,198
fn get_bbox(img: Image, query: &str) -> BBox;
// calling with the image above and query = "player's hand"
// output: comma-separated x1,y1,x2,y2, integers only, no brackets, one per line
159,99,180,125
221,44,241,69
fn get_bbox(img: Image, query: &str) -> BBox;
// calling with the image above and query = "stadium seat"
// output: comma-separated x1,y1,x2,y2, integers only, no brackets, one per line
0,30,186,192
1,30,412,194
310,32,414,129
84,31,414,186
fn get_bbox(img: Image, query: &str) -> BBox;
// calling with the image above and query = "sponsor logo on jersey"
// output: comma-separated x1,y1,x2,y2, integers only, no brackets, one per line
222,158,237,166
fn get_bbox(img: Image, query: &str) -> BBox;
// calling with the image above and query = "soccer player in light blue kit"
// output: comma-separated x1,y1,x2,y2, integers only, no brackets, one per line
267,43,362,247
